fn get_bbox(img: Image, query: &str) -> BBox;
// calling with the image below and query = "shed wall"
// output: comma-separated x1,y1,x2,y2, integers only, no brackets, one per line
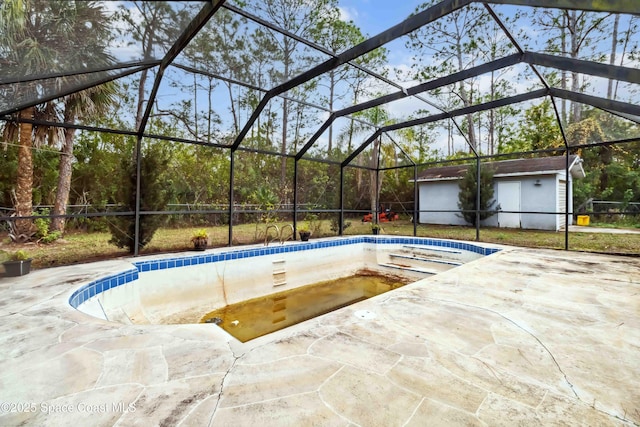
418,181,467,226
418,174,566,230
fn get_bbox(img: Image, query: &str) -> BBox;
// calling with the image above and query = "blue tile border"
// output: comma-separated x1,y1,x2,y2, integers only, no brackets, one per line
69,236,500,309
68,267,139,309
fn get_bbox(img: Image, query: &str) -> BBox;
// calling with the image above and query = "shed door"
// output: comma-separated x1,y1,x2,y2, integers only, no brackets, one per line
558,179,567,229
497,181,521,228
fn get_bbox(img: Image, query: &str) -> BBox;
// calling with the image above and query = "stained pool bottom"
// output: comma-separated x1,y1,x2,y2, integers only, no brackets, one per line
200,271,411,342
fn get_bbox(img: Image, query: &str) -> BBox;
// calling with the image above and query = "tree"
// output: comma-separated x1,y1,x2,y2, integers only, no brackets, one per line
533,9,610,123
501,99,562,153
176,7,250,141
407,3,488,152
474,10,523,155
0,0,117,238
311,7,366,153
108,140,175,254
71,119,134,224
48,2,118,234
348,106,394,216
0,0,51,240
612,15,639,100
457,162,499,226
252,0,336,193
117,2,193,130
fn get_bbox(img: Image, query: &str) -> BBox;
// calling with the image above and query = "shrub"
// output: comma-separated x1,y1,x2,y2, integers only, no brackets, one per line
330,217,351,233
457,162,500,227
33,208,61,244
108,143,175,254
40,231,62,244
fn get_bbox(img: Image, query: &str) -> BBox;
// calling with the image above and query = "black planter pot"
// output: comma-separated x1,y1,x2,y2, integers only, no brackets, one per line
192,237,208,251
299,231,311,241
3,259,32,277
372,228,380,235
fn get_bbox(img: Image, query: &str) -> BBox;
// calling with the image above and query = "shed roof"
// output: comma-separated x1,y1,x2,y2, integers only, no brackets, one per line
415,155,585,182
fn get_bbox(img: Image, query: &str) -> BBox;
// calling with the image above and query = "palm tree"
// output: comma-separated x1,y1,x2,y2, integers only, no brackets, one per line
51,83,117,234
48,2,118,234
0,0,117,237
0,0,51,239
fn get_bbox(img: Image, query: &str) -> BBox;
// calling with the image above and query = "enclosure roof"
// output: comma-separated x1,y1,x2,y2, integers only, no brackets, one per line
415,155,585,181
1,0,639,164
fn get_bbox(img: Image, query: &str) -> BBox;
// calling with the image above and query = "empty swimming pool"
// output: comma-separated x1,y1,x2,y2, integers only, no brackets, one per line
69,236,500,331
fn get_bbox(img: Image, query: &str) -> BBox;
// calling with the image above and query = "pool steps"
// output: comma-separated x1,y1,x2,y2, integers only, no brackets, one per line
378,263,437,275
388,253,462,267
401,244,462,255
379,245,470,275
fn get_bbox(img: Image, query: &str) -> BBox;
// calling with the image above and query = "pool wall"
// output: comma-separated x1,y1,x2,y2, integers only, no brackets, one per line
70,236,499,324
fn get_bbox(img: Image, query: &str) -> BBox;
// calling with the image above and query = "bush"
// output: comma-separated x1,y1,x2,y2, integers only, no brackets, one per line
40,231,62,244
108,143,175,254
33,208,61,244
330,217,351,233
457,162,500,227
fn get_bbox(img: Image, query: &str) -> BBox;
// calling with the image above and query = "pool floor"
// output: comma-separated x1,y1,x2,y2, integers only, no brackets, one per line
201,272,410,342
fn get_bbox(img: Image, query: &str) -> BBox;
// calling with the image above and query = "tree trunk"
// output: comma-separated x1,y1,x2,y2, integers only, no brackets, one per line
568,10,582,123
51,117,76,234
135,15,155,131
14,107,36,238
369,138,380,215
293,105,302,153
208,77,214,142
489,71,495,155
193,59,199,139
328,70,335,153
448,120,452,156
615,17,636,99
281,97,288,192
281,40,291,195
456,42,475,151
607,14,620,99
136,68,149,131
560,13,567,124
226,81,239,134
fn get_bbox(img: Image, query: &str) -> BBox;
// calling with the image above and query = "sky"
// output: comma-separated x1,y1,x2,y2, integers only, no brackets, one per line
337,0,426,37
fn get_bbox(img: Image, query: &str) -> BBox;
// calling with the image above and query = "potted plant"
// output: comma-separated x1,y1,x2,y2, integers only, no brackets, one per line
191,229,209,251
2,249,32,277
298,226,311,242
371,223,382,235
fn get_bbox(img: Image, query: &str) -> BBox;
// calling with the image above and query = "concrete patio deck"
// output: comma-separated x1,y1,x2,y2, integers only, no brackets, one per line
0,244,638,426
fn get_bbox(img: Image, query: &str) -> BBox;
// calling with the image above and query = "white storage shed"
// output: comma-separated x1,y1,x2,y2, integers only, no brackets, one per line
415,155,586,230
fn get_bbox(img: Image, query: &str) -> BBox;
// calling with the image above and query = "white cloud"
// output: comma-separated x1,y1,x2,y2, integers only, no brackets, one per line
338,6,359,22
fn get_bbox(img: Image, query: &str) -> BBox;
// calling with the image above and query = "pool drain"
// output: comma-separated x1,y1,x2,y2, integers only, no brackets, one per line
354,310,376,320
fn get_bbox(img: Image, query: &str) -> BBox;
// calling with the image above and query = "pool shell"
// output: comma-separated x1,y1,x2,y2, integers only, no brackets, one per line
69,236,499,326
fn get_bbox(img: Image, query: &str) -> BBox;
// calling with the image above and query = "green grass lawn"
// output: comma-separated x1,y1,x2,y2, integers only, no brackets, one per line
350,220,640,254
1,219,638,269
